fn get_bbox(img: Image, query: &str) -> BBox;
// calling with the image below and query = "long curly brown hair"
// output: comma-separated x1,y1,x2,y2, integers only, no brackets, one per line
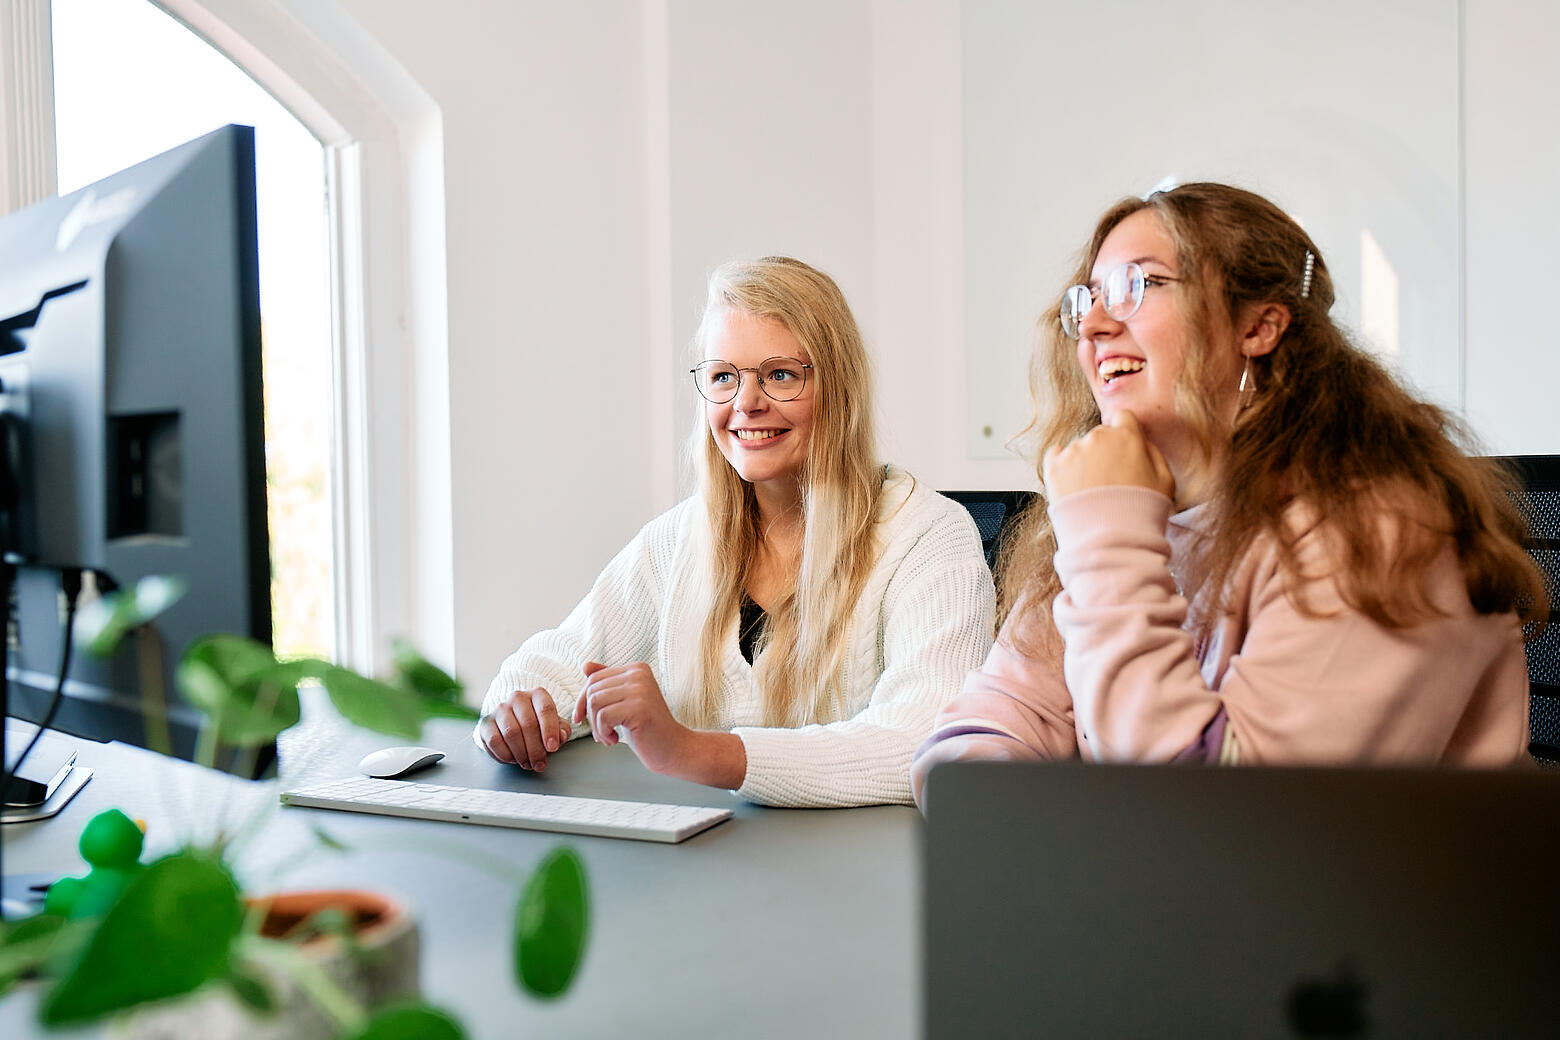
997,182,1545,651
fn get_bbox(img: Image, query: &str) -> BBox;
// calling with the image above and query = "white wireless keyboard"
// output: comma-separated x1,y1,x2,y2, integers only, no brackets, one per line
280,775,732,844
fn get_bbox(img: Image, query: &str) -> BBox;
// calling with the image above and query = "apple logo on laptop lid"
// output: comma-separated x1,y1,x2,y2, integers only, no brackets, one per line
1286,960,1369,1038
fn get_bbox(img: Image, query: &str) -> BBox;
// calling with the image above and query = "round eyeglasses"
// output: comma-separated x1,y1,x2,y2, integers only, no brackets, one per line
690,356,813,404
1060,261,1182,340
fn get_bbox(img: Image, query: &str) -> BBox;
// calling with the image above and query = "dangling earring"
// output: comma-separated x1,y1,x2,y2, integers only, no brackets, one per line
1238,354,1257,409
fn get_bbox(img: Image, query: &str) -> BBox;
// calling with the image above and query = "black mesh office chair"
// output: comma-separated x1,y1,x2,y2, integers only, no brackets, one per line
1500,455,1560,767
941,490,1038,571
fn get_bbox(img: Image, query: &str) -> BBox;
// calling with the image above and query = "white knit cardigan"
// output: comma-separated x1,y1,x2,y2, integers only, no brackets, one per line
477,467,996,807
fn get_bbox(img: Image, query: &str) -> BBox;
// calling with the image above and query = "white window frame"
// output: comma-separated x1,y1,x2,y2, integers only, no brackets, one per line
0,0,455,675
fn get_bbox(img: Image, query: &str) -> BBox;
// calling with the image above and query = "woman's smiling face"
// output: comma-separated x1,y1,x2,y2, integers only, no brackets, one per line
702,309,815,495
1074,208,1241,474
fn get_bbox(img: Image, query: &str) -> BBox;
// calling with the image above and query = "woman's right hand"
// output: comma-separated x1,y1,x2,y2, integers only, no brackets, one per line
1042,409,1175,502
477,688,572,771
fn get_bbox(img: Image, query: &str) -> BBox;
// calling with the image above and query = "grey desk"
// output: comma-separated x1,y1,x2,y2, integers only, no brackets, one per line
1,713,920,1038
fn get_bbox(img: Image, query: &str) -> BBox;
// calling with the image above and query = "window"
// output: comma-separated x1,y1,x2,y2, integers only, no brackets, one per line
52,0,334,658
4,0,451,675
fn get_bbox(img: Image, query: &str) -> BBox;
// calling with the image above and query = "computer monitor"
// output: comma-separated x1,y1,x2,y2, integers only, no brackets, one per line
0,124,272,781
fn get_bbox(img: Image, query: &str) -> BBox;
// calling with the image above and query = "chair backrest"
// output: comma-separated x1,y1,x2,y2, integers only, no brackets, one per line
1496,455,1560,766
940,490,1038,571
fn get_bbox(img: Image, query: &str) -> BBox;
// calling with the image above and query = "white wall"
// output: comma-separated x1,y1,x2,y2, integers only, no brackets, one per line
322,1,659,688
658,0,1010,494
1463,0,1560,454
307,0,1554,689
662,0,876,492
963,0,1462,459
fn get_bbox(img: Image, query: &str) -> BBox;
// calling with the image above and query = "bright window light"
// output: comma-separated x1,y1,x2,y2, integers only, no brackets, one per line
1360,227,1401,359
52,0,336,659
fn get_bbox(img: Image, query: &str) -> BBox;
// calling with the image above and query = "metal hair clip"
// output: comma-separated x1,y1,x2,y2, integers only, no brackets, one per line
1300,251,1315,299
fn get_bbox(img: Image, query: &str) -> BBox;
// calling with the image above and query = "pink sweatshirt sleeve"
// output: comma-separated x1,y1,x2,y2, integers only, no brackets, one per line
1050,484,1528,765
910,604,1079,807
1048,486,1216,760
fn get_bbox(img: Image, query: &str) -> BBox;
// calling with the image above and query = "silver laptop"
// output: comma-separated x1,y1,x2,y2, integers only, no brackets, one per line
922,761,1560,1039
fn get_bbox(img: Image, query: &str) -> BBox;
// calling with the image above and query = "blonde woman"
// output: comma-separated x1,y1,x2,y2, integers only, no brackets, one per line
913,184,1541,803
477,256,995,807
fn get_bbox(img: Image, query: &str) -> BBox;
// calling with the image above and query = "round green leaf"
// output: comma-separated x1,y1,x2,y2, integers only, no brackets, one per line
320,666,424,741
40,851,243,1026
290,655,332,682
213,679,303,746
75,575,188,657
74,595,137,659
182,635,282,690
390,639,464,703
514,846,589,998
132,575,186,618
175,655,231,716
176,637,304,745
417,699,481,723
0,914,73,992
343,1002,465,1040
225,963,276,1016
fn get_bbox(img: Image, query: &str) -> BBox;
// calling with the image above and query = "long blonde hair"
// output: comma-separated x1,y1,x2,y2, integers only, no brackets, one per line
999,183,1544,650
686,256,884,728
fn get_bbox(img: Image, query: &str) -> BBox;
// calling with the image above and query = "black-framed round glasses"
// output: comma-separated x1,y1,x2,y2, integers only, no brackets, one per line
1060,261,1182,340
690,356,813,404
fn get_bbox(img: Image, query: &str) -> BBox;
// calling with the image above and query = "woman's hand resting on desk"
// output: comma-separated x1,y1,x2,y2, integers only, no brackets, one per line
478,688,572,772
575,661,747,790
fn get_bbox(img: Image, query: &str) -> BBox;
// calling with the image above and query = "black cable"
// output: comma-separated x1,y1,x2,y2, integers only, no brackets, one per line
2,568,82,789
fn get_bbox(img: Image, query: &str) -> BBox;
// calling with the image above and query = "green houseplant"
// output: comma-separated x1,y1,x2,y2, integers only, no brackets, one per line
0,577,590,1038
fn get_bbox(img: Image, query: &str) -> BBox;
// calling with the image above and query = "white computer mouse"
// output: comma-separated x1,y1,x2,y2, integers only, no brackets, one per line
358,745,445,779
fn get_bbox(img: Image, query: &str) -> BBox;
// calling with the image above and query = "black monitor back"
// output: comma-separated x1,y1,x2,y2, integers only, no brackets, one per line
0,124,270,771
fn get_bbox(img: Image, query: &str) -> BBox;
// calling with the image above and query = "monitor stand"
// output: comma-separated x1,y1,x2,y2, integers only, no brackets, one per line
2,764,92,824
2,716,94,824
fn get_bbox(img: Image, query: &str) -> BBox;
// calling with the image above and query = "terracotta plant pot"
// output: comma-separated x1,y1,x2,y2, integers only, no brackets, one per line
115,889,420,1040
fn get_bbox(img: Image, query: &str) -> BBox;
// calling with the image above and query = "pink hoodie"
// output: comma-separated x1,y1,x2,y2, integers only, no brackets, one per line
912,485,1530,805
